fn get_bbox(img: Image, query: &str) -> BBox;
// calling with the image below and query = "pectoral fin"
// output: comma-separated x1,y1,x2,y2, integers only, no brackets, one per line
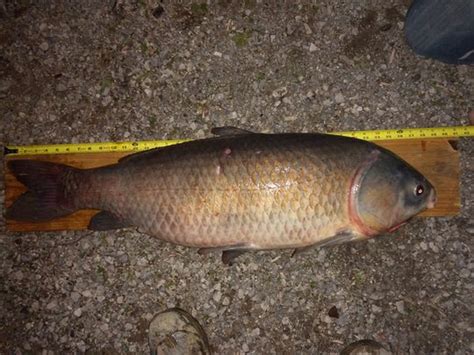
292,231,356,257
88,211,130,231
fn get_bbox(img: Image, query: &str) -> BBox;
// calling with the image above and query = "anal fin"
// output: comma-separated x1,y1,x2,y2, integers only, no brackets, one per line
198,243,250,265
88,211,131,231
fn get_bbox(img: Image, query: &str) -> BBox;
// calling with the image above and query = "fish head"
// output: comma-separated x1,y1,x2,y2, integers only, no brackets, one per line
351,149,437,236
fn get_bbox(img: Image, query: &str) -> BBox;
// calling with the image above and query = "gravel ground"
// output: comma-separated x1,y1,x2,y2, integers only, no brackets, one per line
1,0,473,353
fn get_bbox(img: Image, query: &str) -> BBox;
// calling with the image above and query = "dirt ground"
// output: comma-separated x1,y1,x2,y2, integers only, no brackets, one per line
0,0,473,353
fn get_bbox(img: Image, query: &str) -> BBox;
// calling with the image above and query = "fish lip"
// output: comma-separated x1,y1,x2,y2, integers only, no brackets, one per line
426,188,437,209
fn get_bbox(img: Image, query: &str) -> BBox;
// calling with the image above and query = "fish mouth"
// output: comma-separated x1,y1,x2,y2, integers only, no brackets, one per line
426,188,437,209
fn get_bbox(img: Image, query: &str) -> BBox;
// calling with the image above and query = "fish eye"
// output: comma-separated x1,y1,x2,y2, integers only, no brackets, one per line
414,184,424,196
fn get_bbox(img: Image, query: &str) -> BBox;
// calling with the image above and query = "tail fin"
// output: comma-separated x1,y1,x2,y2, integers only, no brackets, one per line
6,160,79,221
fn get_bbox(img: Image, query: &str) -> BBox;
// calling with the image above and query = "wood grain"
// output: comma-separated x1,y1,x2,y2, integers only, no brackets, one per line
4,139,460,232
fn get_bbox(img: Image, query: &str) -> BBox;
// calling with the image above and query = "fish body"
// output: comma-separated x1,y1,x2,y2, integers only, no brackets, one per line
7,129,436,257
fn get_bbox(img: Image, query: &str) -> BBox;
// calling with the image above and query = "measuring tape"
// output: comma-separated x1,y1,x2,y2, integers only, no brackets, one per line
4,125,473,156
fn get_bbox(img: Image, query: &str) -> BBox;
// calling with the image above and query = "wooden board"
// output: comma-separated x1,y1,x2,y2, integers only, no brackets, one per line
4,139,460,232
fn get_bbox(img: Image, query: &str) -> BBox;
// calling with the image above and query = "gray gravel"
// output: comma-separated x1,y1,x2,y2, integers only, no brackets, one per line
1,0,473,353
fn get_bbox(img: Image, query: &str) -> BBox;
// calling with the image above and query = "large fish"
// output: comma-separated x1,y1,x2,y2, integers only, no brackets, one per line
6,127,436,263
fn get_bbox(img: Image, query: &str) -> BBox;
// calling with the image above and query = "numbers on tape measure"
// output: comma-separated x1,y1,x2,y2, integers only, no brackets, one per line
7,126,473,156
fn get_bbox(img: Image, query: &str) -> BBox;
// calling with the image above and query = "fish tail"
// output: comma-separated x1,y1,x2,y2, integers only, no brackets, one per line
6,160,80,221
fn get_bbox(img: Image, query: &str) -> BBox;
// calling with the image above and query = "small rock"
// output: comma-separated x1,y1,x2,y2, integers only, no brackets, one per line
196,129,205,138
117,296,124,304
395,300,405,314
242,343,249,352
13,270,24,280
125,323,133,331
334,93,345,103
144,312,154,321
46,301,57,310
466,227,474,235
40,41,49,51
105,235,115,246
102,95,113,106
322,315,332,324
309,43,317,52
74,308,82,317
222,296,230,306
71,292,80,302
369,293,384,301
272,87,288,99
304,23,312,35
81,290,93,298
77,340,86,352
282,97,292,105
213,51,222,57
100,323,109,332
420,241,428,251
429,242,439,253
137,257,148,266
213,291,222,303
372,305,382,313
56,83,67,92
118,253,129,264
80,240,91,251
251,328,260,337
286,23,295,35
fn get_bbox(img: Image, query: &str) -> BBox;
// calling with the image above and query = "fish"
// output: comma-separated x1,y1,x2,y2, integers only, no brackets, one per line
6,127,437,264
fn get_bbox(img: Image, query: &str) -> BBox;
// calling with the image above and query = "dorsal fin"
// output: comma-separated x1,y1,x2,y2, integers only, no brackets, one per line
211,126,254,136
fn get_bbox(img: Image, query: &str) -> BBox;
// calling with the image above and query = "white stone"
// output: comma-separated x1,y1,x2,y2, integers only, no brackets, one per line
73,308,82,317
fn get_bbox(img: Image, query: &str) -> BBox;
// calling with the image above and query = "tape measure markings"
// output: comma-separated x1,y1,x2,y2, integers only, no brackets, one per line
4,126,473,156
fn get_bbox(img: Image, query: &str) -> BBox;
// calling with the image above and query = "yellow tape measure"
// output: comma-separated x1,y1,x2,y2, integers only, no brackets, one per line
4,126,473,156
